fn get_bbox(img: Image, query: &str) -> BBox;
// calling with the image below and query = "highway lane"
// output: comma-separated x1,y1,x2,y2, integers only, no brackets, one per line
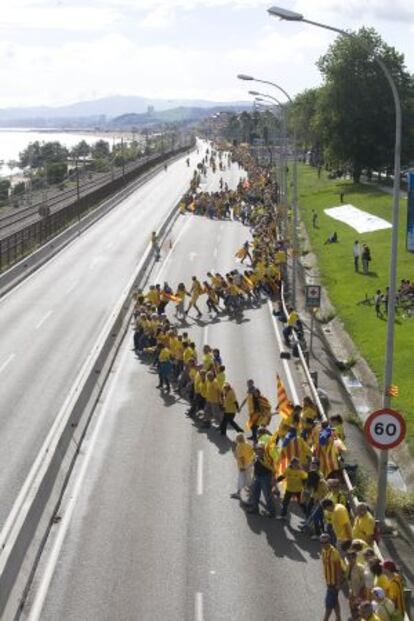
26,191,326,620
0,140,231,530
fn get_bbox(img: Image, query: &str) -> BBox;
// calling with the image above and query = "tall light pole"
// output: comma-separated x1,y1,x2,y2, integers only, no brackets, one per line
268,6,402,527
248,89,287,201
238,73,299,307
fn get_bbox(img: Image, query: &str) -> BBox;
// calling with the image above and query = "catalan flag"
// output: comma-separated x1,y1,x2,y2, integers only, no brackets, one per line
160,292,182,304
386,385,399,397
277,375,294,419
315,426,339,477
275,430,301,476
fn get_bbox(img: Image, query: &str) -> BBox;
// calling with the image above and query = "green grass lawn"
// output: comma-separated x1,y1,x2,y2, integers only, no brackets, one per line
297,165,414,450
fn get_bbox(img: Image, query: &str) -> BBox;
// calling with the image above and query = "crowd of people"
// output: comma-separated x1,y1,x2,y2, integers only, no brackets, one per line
131,143,407,621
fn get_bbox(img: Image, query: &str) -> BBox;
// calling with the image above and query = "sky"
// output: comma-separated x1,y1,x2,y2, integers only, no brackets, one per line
0,0,414,108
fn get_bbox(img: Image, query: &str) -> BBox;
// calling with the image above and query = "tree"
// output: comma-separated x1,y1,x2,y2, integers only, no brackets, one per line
289,88,321,151
315,27,414,182
71,140,90,159
18,141,43,168
12,181,26,196
46,161,68,185
0,178,10,201
91,139,110,160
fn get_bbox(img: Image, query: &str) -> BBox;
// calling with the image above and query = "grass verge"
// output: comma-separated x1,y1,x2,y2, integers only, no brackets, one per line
297,165,414,452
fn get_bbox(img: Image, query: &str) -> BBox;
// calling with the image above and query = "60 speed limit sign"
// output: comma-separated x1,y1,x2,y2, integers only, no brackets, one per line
364,408,406,449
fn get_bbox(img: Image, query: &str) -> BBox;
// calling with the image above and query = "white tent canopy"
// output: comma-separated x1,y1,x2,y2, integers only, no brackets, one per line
324,204,392,234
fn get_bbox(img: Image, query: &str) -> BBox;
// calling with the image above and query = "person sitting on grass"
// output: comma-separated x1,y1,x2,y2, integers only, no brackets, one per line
325,231,338,245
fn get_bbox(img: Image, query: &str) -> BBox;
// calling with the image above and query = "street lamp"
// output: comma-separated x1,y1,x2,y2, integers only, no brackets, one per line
248,90,288,204
239,72,299,307
268,5,402,527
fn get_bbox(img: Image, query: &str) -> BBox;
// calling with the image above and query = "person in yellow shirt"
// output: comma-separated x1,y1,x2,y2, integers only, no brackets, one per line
276,457,307,519
174,283,187,319
352,503,375,545
219,383,244,436
146,285,160,307
185,276,203,317
183,341,198,366
186,369,206,418
320,533,344,621
203,371,222,428
157,346,171,393
231,434,255,500
322,498,353,547
382,560,406,619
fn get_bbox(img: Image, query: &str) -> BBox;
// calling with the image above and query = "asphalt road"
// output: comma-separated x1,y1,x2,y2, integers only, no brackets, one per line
0,140,223,530
25,167,326,621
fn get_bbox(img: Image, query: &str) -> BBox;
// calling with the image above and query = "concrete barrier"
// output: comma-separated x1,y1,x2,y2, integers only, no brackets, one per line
0,170,185,620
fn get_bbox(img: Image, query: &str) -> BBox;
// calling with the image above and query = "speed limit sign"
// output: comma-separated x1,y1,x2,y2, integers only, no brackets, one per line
364,408,406,450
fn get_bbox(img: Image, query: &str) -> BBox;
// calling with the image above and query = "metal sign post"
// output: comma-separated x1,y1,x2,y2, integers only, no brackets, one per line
305,285,321,356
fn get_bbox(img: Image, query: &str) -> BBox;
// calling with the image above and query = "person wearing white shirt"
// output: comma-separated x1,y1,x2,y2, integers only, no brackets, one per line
353,240,361,272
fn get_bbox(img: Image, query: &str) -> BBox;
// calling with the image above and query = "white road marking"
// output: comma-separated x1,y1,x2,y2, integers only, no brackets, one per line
217,234,221,243
189,251,197,262
267,300,299,404
0,353,15,375
153,215,194,283
64,279,79,295
26,341,131,621
203,325,209,346
35,310,53,330
220,223,224,231
195,592,204,621
213,247,218,258
197,450,204,496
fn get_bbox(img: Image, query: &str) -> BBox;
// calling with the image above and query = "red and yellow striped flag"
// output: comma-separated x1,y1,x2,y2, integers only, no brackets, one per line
277,375,294,419
386,385,399,397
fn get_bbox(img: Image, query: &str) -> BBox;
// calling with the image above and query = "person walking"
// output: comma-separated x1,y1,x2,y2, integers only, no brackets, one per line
230,434,255,500
312,209,318,228
362,244,372,275
220,382,244,436
374,290,383,319
353,241,360,272
320,533,344,621
276,457,308,520
246,445,276,518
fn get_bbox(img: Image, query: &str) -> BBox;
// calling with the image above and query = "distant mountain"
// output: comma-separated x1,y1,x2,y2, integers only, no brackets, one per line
0,95,250,122
111,105,248,127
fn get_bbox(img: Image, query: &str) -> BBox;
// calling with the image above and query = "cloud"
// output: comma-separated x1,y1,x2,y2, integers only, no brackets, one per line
0,3,121,31
141,7,174,29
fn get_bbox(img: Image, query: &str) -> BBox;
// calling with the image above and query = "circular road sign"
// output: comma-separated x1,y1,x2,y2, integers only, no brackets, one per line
364,408,406,450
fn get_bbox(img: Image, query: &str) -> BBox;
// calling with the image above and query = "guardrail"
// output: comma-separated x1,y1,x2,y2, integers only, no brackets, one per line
279,282,411,619
0,160,189,620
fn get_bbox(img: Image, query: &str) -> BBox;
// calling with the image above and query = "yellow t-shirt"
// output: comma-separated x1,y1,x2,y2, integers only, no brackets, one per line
331,504,352,542
352,511,375,544
183,347,196,365
235,443,255,469
216,371,226,388
287,311,299,326
203,354,214,371
205,379,221,404
223,388,238,413
146,289,160,305
158,347,171,362
284,467,307,493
